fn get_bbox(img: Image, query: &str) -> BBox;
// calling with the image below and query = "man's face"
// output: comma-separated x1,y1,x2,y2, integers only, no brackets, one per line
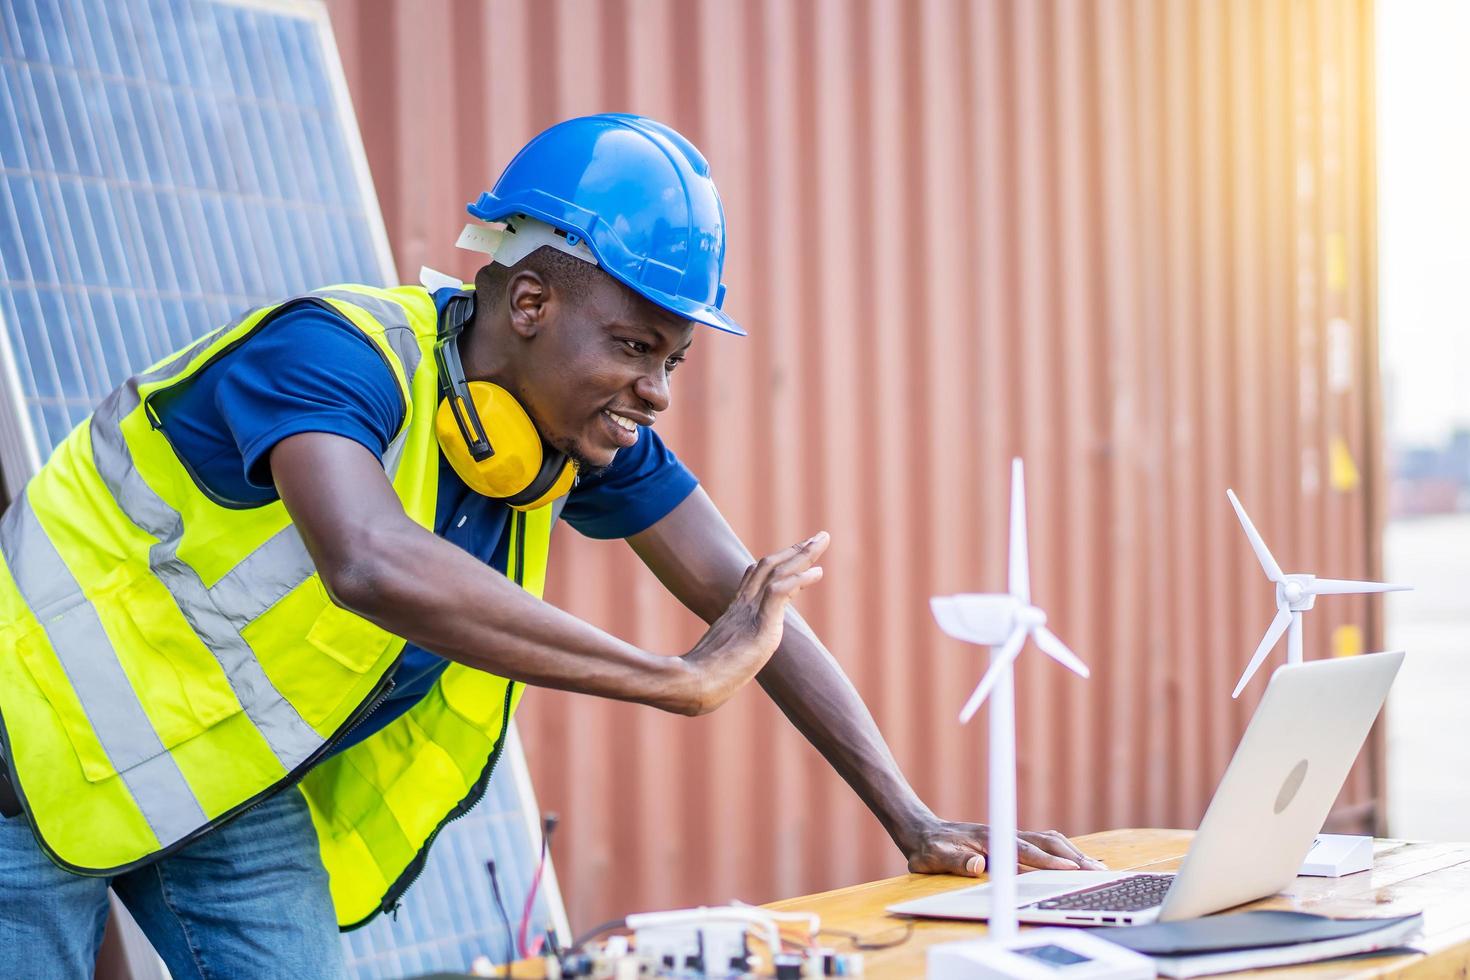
514,270,695,472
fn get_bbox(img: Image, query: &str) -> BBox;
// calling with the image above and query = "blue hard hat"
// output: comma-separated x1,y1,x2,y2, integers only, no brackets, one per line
468,114,744,336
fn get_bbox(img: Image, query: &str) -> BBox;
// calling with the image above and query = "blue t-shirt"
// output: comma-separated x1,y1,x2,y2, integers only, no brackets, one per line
152,297,698,753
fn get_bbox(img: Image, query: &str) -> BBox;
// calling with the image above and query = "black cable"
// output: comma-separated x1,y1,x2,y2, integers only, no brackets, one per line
816,920,916,951
570,916,629,953
486,860,517,979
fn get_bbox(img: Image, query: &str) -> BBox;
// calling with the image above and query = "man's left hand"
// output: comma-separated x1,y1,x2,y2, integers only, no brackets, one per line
904,820,1108,876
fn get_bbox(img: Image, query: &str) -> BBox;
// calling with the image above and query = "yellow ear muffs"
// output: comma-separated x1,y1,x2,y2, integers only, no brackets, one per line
435,382,576,509
433,289,577,510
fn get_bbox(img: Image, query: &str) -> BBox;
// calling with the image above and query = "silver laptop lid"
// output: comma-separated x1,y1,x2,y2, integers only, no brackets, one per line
1159,650,1404,921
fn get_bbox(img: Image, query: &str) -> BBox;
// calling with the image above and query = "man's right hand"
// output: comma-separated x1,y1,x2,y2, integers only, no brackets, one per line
677,532,829,715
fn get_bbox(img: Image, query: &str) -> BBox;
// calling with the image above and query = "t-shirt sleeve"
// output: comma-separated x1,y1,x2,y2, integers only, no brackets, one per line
559,426,698,539
213,301,406,490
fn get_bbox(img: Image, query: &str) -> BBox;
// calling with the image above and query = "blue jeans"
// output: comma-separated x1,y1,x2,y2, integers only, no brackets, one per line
0,787,345,979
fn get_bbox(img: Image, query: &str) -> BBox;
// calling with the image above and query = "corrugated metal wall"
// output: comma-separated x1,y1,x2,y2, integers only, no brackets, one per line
324,0,1380,930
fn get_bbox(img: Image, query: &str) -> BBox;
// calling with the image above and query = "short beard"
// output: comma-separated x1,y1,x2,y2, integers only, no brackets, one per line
552,437,610,481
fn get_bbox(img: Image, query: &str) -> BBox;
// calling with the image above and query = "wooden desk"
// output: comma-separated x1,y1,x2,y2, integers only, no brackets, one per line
763,829,1470,978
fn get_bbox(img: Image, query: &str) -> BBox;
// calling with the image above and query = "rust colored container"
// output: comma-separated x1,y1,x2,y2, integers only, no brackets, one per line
325,0,1381,929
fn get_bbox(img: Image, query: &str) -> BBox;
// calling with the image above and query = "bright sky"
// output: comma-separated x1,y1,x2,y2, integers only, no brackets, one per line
1378,0,1470,448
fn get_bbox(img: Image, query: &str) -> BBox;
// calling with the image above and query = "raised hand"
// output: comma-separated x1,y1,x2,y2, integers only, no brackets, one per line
677,531,830,715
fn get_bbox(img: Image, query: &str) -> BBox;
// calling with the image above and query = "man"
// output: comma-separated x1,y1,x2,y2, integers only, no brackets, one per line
0,114,1100,977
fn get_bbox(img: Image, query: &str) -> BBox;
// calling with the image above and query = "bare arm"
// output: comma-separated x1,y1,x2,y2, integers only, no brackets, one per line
630,488,1105,874
270,432,827,717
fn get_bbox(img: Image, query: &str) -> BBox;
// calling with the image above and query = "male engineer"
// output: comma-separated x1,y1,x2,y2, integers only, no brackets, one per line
0,114,1101,976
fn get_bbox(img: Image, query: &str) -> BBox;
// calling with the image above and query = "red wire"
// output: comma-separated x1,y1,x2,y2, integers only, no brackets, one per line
517,827,549,958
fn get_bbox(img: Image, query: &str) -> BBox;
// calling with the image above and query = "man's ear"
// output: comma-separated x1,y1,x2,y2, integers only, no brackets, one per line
505,269,551,339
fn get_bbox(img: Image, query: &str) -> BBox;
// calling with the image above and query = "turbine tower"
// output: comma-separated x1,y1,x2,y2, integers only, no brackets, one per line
930,458,1089,942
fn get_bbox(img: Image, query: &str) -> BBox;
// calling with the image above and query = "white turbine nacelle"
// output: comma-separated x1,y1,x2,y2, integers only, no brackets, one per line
1226,489,1411,699
930,594,1046,646
932,459,1089,726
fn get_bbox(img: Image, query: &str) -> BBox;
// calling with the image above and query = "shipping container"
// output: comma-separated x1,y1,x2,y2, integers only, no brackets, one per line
325,0,1381,930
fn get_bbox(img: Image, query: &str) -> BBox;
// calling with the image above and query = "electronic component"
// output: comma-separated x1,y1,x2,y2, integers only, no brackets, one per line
547,903,871,977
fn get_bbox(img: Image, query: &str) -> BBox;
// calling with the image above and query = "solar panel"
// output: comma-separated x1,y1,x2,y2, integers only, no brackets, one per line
0,0,566,973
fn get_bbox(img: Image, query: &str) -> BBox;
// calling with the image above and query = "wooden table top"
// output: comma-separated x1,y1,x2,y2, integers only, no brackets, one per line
763,829,1470,978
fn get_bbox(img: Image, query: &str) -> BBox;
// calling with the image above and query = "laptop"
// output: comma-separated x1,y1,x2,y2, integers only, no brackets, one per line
888,650,1404,927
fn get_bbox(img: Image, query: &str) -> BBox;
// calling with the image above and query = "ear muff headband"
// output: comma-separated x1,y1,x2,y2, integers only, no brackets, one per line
434,292,576,510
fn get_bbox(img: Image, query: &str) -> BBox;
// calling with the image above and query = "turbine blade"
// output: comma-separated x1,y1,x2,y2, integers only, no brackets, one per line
1232,606,1293,699
958,627,1028,724
1034,626,1090,679
1010,458,1031,603
1226,489,1284,583
1309,578,1413,596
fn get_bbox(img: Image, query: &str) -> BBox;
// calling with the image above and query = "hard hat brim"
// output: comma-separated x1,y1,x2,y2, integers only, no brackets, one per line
610,276,747,337
466,198,745,337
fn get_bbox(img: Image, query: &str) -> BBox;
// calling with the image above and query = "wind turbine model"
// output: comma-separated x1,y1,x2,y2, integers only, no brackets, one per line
926,460,1153,980
1225,488,1411,879
1226,489,1410,699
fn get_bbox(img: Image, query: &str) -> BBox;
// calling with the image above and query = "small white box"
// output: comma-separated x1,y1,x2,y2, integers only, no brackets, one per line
1298,833,1374,877
928,928,1157,980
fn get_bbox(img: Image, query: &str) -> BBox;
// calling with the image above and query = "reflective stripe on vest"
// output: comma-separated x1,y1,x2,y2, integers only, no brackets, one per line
0,490,205,845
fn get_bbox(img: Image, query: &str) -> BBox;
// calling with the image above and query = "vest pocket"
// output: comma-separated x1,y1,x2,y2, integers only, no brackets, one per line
305,602,397,675
12,579,249,784
12,621,137,784
245,577,400,735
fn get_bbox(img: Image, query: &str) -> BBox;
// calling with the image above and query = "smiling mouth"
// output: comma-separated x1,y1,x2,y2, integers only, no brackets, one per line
599,408,641,449
602,409,638,433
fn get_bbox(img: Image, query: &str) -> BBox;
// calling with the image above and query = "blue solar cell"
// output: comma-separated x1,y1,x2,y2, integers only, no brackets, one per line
9,64,49,172
159,295,191,358
8,288,59,402
75,74,118,175
130,0,167,84
84,0,122,77
153,88,194,187
8,176,55,282
57,179,100,286
56,288,103,404
55,0,95,74
180,92,223,190
153,0,188,88
55,71,99,178
86,290,131,393
9,0,53,65
33,69,77,176
38,176,78,278
0,179,30,281
110,186,152,287
0,290,35,389
0,64,31,170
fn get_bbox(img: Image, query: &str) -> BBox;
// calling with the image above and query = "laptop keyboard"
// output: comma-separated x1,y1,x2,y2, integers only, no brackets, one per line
1028,873,1175,912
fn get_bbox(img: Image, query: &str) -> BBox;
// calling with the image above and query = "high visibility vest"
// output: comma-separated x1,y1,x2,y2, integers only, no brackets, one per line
0,284,554,928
